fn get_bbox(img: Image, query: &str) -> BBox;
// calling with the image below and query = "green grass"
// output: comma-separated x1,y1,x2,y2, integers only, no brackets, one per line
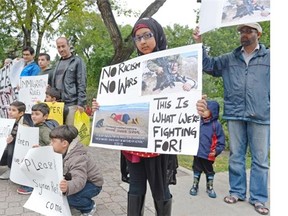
178,150,252,173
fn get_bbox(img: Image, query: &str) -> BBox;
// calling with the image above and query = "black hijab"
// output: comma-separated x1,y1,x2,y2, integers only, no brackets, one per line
132,17,167,56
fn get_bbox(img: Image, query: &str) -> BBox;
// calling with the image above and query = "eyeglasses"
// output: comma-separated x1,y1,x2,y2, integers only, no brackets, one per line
133,32,154,42
238,29,258,34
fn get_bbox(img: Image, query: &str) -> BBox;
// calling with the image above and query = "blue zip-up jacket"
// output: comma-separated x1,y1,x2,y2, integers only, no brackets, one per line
202,44,270,125
197,101,225,161
20,61,40,76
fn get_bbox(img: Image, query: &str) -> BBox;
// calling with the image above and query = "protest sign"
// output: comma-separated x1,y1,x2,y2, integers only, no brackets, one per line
18,74,48,113
199,0,270,34
0,118,15,159
9,125,39,186
0,61,18,118
45,102,65,125
9,58,25,88
91,44,202,155
21,146,71,216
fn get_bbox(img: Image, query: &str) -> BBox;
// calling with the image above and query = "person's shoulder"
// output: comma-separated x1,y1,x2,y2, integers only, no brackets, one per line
43,119,59,130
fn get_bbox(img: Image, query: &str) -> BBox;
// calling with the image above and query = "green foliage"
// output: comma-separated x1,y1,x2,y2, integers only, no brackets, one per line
164,24,193,48
58,10,114,96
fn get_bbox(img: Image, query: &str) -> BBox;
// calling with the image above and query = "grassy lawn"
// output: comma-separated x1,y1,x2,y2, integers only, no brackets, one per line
178,150,252,173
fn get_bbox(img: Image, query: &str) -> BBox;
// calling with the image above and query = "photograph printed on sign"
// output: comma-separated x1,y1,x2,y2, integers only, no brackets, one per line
141,52,199,96
92,103,149,148
221,0,270,25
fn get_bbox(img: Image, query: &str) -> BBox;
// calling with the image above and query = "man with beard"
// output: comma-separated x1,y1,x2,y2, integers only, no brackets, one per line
192,23,270,215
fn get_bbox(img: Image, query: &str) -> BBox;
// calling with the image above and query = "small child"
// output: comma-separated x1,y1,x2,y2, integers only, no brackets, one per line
49,125,103,215
17,103,59,194
45,87,69,124
189,100,225,198
0,101,30,180
110,113,139,125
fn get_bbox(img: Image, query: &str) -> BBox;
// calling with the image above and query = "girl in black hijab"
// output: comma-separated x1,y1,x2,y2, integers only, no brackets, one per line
122,17,177,216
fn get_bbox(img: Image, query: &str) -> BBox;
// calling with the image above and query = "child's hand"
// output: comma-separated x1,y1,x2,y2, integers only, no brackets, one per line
196,95,211,118
60,179,68,193
6,135,13,144
32,144,40,148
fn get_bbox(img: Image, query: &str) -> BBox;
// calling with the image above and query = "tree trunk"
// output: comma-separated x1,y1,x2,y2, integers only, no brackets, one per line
36,32,44,58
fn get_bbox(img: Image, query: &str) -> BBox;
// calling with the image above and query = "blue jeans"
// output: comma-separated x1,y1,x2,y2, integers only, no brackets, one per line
67,182,102,213
228,120,269,204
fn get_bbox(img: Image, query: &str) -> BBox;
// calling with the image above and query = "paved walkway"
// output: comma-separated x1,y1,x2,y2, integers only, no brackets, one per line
0,147,270,216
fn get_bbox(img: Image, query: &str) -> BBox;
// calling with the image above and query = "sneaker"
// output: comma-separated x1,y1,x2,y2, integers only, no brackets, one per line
189,185,198,196
206,187,217,198
80,202,96,216
17,185,33,195
0,168,10,180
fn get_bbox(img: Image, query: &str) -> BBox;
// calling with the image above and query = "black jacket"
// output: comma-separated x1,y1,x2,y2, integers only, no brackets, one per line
49,55,87,107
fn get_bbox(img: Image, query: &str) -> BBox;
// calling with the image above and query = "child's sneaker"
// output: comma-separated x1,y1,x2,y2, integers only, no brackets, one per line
17,185,33,195
80,202,96,216
206,185,217,198
189,184,198,196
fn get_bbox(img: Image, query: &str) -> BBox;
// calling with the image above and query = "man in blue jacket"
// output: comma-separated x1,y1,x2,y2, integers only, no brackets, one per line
193,23,270,215
20,46,40,76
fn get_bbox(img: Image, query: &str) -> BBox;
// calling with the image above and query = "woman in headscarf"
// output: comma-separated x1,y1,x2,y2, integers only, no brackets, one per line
122,17,178,216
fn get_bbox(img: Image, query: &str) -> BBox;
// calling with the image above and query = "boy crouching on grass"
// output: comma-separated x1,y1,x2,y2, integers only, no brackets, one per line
49,125,103,216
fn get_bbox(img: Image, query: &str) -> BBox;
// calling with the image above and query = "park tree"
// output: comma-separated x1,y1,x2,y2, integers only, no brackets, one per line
0,0,86,57
0,0,167,61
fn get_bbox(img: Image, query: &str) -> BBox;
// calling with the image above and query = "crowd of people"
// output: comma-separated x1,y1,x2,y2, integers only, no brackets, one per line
0,18,270,216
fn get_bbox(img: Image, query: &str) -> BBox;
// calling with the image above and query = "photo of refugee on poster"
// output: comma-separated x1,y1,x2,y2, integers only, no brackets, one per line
92,103,149,148
141,52,198,96
221,0,270,25
199,0,270,34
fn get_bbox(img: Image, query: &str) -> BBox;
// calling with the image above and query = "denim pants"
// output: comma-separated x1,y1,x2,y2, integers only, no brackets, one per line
67,182,102,213
227,120,269,204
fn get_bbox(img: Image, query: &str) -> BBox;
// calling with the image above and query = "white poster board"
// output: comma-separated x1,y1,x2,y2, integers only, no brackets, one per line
199,0,270,34
0,118,16,159
91,44,202,155
9,58,25,88
9,125,39,186
21,146,71,216
18,74,48,113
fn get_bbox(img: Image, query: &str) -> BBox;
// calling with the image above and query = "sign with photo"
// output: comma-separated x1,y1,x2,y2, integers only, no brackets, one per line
91,44,202,155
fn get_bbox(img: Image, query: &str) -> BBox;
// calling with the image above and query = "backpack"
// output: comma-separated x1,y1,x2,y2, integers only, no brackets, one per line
44,119,59,130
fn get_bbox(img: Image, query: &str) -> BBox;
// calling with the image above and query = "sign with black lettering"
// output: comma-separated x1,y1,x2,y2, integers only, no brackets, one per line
45,102,64,125
10,125,39,186
18,74,48,113
21,146,71,216
91,44,202,155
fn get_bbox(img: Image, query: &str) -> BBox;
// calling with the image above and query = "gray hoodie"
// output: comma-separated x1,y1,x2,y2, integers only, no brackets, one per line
63,137,104,195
